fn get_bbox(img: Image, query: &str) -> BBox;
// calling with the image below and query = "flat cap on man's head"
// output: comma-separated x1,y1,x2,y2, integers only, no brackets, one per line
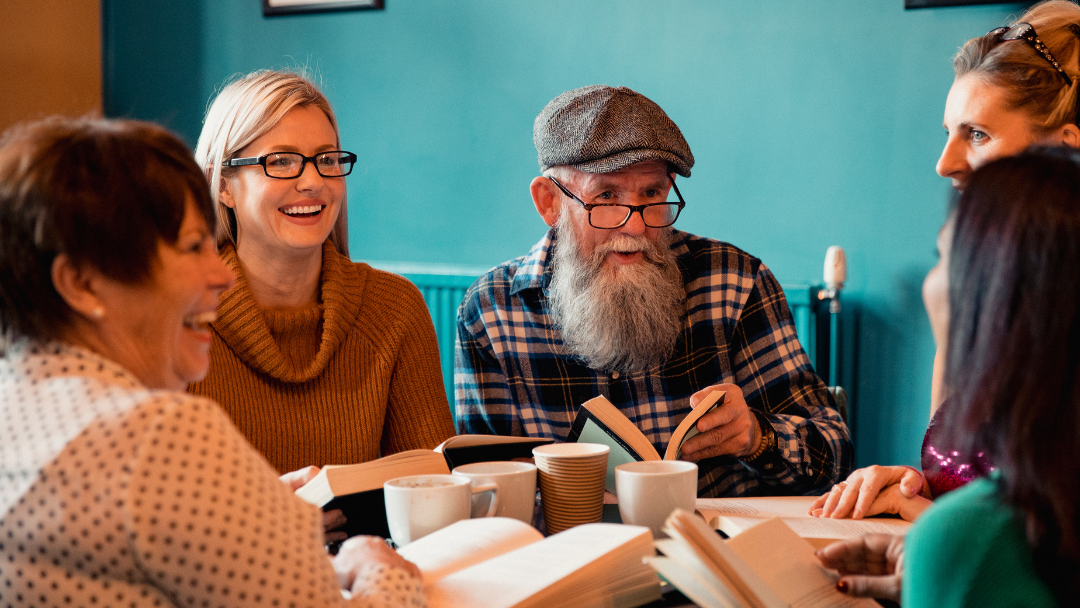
533,85,694,177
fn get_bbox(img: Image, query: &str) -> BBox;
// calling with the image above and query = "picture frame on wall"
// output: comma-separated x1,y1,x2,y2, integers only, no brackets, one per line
905,0,1029,7
263,0,384,17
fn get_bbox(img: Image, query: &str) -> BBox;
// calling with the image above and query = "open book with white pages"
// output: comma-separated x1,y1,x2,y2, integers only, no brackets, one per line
696,495,911,550
648,509,879,608
396,517,661,608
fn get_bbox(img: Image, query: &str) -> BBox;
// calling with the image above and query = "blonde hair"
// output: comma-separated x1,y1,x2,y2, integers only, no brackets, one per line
194,70,349,256
954,0,1080,131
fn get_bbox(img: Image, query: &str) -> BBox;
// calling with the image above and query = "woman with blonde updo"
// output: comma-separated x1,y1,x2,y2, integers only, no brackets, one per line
816,0,1080,530
189,70,455,478
936,0,1080,191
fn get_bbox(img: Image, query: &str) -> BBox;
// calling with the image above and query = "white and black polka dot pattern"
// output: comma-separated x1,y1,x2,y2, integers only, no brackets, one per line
0,341,425,607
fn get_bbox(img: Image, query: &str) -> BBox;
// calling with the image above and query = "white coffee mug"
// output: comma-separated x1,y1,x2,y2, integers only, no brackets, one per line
384,474,499,546
615,461,698,538
452,461,537,524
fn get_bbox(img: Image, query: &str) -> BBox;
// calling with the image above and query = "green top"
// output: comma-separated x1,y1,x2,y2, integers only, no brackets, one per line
904,475,1058,608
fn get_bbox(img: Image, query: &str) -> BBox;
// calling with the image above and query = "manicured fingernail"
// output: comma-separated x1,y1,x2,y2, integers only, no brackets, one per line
836,580,849,594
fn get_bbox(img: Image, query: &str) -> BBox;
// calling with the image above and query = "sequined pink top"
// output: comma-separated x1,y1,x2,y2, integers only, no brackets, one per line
921,399,993,498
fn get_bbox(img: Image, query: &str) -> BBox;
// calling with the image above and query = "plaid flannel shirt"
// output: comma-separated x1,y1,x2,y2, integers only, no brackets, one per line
454,228,852,497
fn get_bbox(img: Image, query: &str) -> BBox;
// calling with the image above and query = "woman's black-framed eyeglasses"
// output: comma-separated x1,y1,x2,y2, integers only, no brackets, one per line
988,23,1072,86
223,150,357,179
548,175,686,229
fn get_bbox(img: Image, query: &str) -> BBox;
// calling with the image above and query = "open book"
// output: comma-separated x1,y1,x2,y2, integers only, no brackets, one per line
568,391,724,492
397,517,661,608
435,434,554,469
648,509,878,608
295,449,450,538
696,496,910,550
296,436,558,539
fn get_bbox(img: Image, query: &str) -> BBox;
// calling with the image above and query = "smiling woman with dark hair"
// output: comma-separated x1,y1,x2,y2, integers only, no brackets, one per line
0,117,425,607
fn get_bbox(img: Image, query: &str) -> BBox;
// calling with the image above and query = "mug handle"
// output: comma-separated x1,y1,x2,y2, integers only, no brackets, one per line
470,482,500,517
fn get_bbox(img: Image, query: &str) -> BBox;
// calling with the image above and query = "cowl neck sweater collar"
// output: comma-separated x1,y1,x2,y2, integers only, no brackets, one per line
212,241,365,383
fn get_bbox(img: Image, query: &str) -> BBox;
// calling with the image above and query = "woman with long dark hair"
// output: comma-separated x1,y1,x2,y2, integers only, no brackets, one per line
904,146,1080,605
820,147,1080,605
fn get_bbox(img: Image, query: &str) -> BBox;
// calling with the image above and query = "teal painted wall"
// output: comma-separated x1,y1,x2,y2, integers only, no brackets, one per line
103,0,1030,468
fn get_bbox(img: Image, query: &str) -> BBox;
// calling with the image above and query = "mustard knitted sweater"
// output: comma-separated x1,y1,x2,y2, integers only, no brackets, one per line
188,241,456,474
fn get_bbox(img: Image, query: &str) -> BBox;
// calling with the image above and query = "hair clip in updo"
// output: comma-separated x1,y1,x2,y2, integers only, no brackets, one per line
988,22,1072,86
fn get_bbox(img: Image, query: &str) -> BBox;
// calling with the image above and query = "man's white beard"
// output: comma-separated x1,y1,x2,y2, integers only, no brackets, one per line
548,211,686,373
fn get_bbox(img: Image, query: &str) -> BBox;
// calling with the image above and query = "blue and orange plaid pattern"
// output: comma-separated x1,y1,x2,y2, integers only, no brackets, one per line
454,228,852,497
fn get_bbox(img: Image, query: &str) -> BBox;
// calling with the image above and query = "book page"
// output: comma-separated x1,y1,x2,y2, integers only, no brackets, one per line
424,523,654,608
576,416,646,494
697,496,823,518
662,510,787,608
664,390,725,460
650,540,747,608
718,515,910,540
435,434,554,452
330,450,450,494
396,517,542,584
696,496,910,542
295,449,450,506
727,518,878,608
438,435,554,469
570,396,662,493
580,396,661,461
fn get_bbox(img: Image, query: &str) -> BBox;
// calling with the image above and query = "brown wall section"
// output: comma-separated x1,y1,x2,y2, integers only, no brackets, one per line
0,0,102,134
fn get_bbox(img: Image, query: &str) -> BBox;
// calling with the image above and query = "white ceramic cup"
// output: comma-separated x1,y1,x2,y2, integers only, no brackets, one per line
615,461,698,538
384,474,499,546
452,461,537,524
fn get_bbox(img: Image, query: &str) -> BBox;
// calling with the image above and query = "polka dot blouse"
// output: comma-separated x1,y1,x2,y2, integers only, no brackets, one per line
0,341,425,608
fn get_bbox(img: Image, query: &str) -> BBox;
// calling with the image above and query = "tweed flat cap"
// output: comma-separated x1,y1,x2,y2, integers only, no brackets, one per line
534,85,694,177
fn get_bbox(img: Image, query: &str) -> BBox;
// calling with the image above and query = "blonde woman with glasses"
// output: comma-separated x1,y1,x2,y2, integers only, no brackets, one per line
190,71,455,515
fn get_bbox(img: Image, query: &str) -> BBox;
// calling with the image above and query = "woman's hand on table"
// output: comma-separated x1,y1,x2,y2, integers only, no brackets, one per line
280,466,348,543
815,534,904,601
333,535,422,593
810,465,931,521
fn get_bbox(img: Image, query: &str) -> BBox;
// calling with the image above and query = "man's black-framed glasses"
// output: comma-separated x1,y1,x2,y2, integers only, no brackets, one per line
988,23,1072,86
547,176,686,229
223,150,357,179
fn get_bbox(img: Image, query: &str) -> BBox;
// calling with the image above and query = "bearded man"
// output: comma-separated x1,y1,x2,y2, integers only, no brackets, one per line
454,85,852,497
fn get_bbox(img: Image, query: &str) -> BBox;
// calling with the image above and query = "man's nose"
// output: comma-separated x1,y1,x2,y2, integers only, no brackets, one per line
618,207,647,235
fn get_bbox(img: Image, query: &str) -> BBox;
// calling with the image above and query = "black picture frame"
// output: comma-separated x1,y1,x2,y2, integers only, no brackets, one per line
905,0,1029,8
262,0,384,17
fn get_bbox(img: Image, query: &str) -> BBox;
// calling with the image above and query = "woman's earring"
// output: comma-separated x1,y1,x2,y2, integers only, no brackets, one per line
91,306,105,319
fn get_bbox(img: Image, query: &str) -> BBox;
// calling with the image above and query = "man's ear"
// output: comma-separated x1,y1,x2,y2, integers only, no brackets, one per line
50,254,104,320
1061,123,1080,149
530,176,561,227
